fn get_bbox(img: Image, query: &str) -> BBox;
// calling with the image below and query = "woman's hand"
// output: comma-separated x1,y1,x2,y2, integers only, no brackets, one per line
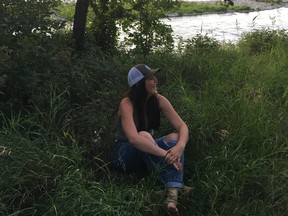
172,160,182,173
164,146,184,173
166,145,184,162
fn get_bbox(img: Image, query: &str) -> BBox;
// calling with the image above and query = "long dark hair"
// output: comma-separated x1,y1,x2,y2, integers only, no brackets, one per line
126,78,160,131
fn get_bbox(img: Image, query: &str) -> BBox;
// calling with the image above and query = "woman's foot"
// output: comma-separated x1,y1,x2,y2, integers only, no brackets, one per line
166,188,179,216
182,185,194,195
167,201,179,216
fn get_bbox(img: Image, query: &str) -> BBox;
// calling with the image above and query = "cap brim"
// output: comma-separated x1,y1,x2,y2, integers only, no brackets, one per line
148,68,160,77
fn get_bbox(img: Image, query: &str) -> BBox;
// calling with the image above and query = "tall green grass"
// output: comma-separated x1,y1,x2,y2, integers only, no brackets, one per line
1,29,288,215
169,30,288,215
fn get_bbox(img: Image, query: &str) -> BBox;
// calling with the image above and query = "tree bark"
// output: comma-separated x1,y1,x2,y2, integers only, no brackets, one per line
72,0,91,50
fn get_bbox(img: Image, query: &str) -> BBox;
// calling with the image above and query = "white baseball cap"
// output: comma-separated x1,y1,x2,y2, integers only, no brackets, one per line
127,64,160,87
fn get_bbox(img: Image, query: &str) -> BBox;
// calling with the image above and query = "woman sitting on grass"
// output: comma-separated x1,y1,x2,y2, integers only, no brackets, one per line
111,64,190,215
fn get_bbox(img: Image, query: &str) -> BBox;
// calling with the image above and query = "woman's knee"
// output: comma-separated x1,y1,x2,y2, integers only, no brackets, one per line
139,131,154,141
164,133,178,143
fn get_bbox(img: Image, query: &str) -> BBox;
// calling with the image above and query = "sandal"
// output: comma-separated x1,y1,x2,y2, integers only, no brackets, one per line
166,188,179,216
182,185,194,195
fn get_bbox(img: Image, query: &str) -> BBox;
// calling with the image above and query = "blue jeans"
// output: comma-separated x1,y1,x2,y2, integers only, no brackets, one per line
111,137,184,188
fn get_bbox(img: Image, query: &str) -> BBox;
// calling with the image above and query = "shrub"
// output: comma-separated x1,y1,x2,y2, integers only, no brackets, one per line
238,29,288,54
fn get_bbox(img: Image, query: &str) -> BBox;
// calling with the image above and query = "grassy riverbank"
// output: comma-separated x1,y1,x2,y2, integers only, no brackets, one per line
57,1,251,22
165,1,251,16
57,0,288,21
1,28,288,215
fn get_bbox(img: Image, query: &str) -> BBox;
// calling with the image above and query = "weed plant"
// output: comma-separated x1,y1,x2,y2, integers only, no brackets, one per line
1,29,288,215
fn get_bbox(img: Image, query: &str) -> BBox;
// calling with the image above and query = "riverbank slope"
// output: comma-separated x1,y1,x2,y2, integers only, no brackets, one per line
195,0,288,11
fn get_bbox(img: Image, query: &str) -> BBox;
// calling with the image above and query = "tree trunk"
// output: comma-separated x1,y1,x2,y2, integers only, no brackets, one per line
72,0,90,50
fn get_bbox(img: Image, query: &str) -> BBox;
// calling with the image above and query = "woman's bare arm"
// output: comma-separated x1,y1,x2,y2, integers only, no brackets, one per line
158,94,189,162
119,97,167,157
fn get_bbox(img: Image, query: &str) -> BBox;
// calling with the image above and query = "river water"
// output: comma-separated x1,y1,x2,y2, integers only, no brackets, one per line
161,7,288,43
64,0,288,43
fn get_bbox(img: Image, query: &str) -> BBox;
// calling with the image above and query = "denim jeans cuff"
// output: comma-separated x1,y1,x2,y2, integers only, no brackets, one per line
166,182,183,189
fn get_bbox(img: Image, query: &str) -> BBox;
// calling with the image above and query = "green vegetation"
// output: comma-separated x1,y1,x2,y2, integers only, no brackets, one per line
256,0,282,3
165,1,251,16
1,29,288,215
57,3,77,22
1,0,288,215
58,1,251,20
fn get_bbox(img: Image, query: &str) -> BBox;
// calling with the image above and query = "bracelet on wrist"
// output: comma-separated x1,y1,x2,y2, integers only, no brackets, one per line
163,151,169,160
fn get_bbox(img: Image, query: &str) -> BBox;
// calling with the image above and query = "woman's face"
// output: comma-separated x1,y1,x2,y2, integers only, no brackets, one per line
145,76,158,96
